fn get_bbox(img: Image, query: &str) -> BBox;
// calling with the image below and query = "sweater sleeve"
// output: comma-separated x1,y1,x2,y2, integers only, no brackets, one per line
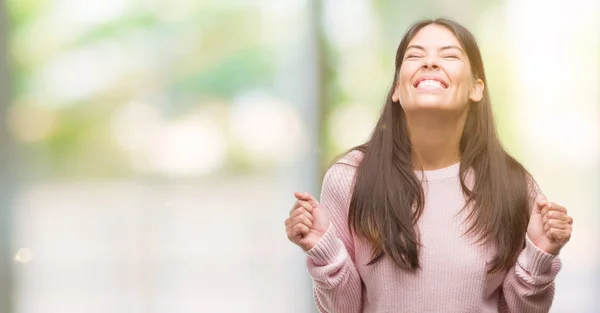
305,161,363,313
499,235,561,313
499,174,562,313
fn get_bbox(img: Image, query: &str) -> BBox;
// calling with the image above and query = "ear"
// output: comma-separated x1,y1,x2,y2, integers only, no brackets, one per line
391,82,400,102
469,78,484,102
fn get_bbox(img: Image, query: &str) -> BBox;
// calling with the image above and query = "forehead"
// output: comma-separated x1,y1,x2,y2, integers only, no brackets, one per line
407,24,462,48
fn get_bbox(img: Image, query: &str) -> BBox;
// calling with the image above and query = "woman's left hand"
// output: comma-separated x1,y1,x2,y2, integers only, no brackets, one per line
527,195,573,255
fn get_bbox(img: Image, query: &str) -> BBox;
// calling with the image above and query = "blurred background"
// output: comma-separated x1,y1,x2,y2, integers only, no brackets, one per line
0,0,598,312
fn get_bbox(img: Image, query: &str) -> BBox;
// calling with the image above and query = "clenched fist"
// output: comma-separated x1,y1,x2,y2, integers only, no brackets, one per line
527,194,573,255
285,192,330,251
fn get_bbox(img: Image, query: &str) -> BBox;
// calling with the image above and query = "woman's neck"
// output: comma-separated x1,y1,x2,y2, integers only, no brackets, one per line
406,112,467,171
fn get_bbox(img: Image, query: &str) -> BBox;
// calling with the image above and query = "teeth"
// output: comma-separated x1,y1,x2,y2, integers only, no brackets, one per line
417,79,444,88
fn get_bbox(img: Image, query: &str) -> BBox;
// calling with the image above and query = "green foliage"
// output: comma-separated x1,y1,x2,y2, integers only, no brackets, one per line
171,46,273,98
8,1,276,178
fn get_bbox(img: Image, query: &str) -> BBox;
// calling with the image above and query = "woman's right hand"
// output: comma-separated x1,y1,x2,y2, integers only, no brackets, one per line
285,192,330,251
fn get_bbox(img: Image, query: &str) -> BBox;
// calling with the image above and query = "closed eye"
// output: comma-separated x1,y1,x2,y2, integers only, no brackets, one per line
405,54,422,59
443,55,460,59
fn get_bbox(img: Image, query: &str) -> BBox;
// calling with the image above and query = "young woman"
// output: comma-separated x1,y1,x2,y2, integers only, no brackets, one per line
284,18,573,313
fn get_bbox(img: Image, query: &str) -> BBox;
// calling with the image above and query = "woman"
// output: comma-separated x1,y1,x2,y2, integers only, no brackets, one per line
284,18,573,313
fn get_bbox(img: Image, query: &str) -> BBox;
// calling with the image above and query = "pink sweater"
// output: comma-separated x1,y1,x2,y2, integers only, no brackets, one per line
306,151,561,313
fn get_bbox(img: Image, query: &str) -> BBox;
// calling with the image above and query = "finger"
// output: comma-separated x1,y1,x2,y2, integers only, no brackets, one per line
541,202,567,216
285,209,313,228
290,200,302,213
294,192,319,208
549,202,567,213
290,200,313,215
286,226,300,241
298,200,314,213
290,206,313,221
543,219,570,232
285,216,296,228
290,199,314,214
290,213,313,229
290,223,309,238
542,210,571,223
535,194,548,210
546,227,571,240
546,228,571,244
294,191,310,200
541,202,567,218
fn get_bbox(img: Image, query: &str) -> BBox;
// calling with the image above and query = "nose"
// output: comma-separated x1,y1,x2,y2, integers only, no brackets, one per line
422,55,439,70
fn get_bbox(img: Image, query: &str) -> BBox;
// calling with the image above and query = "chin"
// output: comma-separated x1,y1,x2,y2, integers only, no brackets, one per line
405,100,450,111
402,101,465,115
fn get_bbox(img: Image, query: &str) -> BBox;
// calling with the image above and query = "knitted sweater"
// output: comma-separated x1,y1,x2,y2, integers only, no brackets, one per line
306,151,561,313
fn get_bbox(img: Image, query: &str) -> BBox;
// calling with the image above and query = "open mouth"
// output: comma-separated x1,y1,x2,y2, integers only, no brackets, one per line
413,77,448,89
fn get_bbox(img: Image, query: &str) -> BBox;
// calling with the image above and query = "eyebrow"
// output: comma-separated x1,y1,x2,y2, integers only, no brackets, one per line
406,45,464,53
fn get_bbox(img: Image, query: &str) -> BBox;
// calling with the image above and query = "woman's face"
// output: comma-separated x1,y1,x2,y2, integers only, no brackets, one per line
392,24,484,114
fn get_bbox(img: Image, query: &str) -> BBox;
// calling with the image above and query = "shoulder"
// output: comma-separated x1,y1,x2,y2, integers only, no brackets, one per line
321,150,364,196
334,149,364,168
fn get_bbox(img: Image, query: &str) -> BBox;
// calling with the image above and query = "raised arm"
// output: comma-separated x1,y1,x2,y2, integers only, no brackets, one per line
500,177,572,312
306,163,363,312
285,160,364,313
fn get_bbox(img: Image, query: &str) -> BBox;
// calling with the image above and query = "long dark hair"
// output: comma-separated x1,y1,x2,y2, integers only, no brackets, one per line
347,18,531,274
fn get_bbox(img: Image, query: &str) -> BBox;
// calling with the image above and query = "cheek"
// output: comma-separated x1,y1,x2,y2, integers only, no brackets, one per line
396,79,410,103
397,68,414,94
398,64,416,82
448,65,473,87
447,70,473,95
